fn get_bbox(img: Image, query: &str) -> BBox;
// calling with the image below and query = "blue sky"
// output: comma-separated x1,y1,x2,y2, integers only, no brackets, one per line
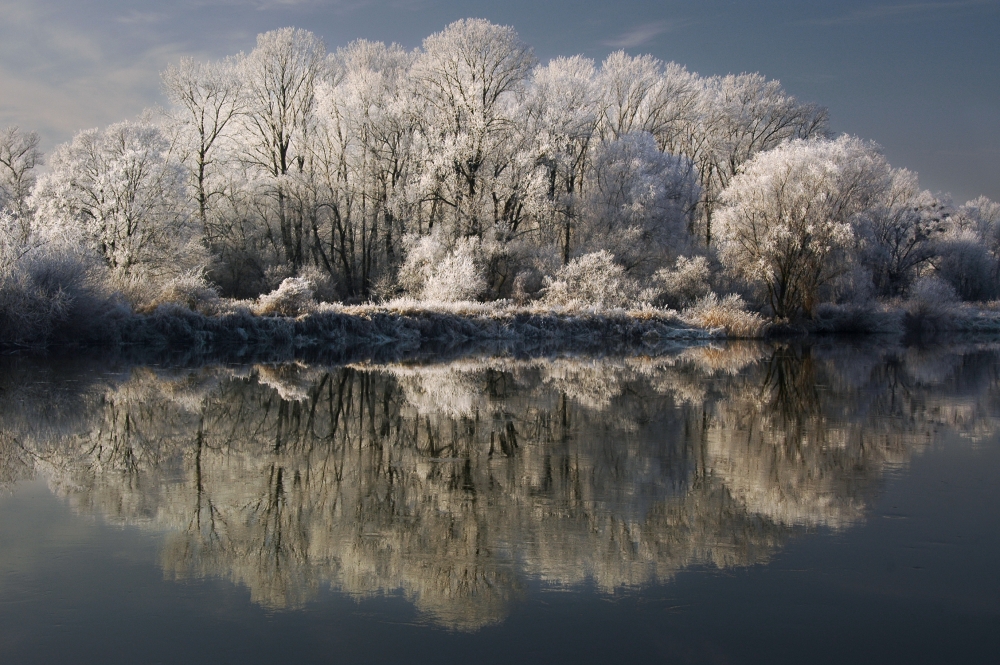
1,0,997,202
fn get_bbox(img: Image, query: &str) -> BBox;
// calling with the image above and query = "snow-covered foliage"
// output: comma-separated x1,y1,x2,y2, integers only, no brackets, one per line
0,210,120,346
147,271,221,315
399,234,488,303
855,170,948,298
255,277,316,317
542,251,638,309
934,231,996,301
646,255,712,309
716,136,891,319
684,293,768,338
0,126,41,228
577,132,698,270
5,19,1000,338
30,121,203,287
132,20,831,308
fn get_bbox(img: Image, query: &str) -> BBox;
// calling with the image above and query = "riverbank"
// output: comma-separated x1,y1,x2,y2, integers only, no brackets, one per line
7,295,1000,362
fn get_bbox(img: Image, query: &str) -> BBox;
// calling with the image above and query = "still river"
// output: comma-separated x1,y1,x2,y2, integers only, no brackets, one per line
0,340,997,663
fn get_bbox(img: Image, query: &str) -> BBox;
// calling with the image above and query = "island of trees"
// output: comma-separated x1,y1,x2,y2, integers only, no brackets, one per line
2,19,999,349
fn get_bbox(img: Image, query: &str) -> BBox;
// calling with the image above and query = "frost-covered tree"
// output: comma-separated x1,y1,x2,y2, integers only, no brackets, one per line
934,231,996,301
693,73,829,245
856,169,948,298
596,51,699,148
578,131,698,273
927,196,1000,301
162,56,244,231
529,56,599,263
312,40,417,297
0,126,42,238
30,121,200,282
716,136,890,319
238,27,327,271
410,19,538,240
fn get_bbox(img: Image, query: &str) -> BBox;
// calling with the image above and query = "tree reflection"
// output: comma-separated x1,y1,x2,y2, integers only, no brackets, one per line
2,341,999,629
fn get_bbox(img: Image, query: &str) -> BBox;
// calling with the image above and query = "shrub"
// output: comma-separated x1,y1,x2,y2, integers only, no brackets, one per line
255,277,316,317
542,251,638,309
399,234,487,303
421,237,487,302
811,302,901,335
644,255,711,309
144,272,220,315
934,234,997,301
684,293,769,338
902,275,958,336
296,265,339,303
0,218,119,347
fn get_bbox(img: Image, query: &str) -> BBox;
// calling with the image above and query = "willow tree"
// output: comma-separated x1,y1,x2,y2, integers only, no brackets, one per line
716,136,891,319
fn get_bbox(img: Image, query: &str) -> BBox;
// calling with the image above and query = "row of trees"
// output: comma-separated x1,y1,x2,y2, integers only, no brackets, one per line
2,19,999,322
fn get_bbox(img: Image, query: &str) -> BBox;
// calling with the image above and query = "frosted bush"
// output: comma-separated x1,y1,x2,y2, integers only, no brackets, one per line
296,265,339,303
421,237,486,302
645,255,711,309
934,234,996,301
684,293,768,338
542,251,638,309
398,234,443,297
903,275,958,336
255,277,316,317
399,235,487,303
146,272,220,314
909,275,957,306
0,215,114,346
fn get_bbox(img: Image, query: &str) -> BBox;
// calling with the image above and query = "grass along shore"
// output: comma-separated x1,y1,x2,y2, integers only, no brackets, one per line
6,274,1000,364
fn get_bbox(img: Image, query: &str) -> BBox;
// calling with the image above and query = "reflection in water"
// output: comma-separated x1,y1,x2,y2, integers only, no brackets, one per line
1,341,998,630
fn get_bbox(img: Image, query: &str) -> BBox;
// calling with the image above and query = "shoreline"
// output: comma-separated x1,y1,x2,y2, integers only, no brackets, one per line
7,298,1000,364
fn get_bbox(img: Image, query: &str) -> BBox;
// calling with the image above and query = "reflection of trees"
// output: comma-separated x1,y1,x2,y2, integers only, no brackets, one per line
2,341,999,629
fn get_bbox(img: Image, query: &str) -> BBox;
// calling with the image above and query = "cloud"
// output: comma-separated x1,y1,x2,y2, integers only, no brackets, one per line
799,0,999,27
601,20,684,49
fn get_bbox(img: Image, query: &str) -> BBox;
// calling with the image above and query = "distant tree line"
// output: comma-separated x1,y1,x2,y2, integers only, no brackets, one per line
2,18,999,338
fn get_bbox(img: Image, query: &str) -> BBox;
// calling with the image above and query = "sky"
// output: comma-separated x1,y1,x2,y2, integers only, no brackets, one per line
0,0,997,203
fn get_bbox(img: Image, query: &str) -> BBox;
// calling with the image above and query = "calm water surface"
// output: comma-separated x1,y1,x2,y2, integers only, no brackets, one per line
0,341,998,664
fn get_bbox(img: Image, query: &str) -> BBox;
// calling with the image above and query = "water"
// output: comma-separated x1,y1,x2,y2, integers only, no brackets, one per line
0,340,998,664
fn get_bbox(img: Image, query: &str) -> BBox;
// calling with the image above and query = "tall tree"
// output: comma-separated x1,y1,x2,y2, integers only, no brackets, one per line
0,126,42,240
410,18,537,240
694,73,829,245
162,56,245,233
239,27,327,271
